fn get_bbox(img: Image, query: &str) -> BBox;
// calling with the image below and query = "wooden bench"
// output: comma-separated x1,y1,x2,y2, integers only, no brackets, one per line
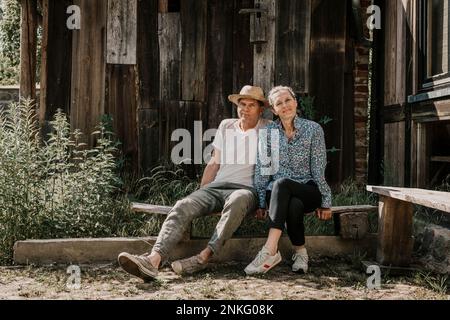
131,203,378,240
366,186,450,267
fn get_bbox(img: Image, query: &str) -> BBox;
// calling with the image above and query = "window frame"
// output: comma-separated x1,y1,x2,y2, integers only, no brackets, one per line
419,0,450,91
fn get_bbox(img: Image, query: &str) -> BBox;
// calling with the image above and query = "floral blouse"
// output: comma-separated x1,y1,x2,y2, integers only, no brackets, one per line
254,116,332,209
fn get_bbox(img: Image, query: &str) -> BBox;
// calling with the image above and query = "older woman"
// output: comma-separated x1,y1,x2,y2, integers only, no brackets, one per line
245,86,332,275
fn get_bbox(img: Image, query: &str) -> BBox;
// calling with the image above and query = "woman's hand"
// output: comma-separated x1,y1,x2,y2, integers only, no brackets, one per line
316,208,332,221
255,208,268,220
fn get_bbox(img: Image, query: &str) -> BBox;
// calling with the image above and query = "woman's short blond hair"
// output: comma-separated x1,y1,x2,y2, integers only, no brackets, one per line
267,86,297,106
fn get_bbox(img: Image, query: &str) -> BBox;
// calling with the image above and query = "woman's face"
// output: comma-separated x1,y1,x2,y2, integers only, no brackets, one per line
271,90,298,120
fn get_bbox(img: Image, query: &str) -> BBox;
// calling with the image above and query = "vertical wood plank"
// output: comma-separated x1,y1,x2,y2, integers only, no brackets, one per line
136,0,160,108
416,122,429,187
396,0,406,104
107,0,137,65
253,0,276,96
309,0,347,186
39,0,72,130
159,12,181,101
105,65,138,172
181,0,207,102
384,122,405,186
70,0,107,144
206,0,234,129
377,196,414,266
138,108,160,174
276,0,311,94
232,0,254,118
19,0,38,100
136,0,160,172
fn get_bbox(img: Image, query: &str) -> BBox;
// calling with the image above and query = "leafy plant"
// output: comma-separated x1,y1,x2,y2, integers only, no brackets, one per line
0,100,145,264
299,95,339,154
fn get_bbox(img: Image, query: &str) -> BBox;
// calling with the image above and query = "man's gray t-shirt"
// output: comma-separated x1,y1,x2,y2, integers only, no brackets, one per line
212,118,270,188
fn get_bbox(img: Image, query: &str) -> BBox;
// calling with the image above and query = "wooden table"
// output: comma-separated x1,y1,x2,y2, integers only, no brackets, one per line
366,186,450,267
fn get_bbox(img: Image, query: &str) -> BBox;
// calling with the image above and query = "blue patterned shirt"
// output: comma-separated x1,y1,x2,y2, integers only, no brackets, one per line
254,116,332,208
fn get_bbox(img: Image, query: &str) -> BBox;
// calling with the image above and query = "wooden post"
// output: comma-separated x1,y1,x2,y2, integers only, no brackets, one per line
253,0,276,99
19,0,38,100
377,195,414,266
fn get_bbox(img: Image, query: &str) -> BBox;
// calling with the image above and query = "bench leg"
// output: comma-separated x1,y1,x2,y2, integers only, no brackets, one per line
377,195,414,266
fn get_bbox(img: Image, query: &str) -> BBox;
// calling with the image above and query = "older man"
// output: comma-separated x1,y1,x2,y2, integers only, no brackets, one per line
118,85,270,281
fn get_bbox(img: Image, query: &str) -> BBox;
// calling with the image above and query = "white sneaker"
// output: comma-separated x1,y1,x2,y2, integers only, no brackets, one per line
292,248,308,273
244,246,282,275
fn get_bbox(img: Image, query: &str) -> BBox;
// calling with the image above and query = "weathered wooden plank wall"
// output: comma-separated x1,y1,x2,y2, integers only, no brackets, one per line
39,0,73,131
70,0,107,143
309,0,348,186
37,0,362,183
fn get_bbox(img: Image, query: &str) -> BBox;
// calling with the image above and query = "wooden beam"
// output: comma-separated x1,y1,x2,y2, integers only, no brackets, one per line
14,235,377,265
19,0,38,100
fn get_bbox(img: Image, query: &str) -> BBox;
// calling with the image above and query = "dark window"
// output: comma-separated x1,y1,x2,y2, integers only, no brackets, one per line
420,0,450,90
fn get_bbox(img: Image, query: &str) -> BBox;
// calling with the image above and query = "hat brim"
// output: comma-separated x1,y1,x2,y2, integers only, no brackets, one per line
228,94,269,108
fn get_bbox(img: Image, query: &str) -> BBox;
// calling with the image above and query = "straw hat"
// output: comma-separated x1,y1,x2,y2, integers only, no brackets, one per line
228,85,269,108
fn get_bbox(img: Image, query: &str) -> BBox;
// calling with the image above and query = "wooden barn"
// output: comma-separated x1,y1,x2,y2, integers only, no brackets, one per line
19,0,373,186
371,0,450,188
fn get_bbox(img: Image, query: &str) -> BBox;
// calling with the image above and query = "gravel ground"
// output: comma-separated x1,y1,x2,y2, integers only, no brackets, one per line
0,257,448,300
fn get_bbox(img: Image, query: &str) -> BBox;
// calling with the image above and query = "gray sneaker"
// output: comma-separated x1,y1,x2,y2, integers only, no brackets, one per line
171,255,208,275
292,249,308,273
118,252,158,281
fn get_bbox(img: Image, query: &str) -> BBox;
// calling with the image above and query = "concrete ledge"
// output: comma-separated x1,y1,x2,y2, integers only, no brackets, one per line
14,235,377,266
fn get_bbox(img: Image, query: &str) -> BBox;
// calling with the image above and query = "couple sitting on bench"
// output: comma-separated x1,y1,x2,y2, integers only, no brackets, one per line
118,85,332,282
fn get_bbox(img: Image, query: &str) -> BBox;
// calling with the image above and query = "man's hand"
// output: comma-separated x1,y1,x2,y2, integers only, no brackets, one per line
255,208,268,220
316,208,332,221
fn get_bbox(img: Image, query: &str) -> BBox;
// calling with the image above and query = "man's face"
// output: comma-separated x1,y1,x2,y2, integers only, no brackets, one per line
237,98,263,122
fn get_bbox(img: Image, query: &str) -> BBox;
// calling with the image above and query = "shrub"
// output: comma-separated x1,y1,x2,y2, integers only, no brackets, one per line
0,100,145,264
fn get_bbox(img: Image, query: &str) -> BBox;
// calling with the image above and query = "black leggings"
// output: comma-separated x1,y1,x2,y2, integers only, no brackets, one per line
267,178,322,246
